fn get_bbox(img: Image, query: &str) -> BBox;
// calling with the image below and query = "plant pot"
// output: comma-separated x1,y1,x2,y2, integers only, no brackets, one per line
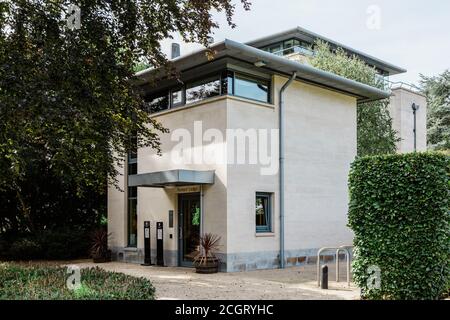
194,257,219,274
92,250,111,263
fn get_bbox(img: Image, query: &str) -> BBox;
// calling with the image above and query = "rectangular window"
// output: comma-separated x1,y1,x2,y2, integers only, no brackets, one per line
185,75,221,104
127,133,138,247
234,73,270,103
261,38,313,57
268,43,282,55
256,192,272,233
283,39,295,55
227,72,234,95
144,69,272,112
171,88,184,107
145,92,169,113
128,134,137,163
127,186,138,247
128,162,137,175
221,70,233,95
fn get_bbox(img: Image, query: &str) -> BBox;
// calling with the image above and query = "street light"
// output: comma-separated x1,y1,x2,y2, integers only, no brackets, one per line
412,103,420,152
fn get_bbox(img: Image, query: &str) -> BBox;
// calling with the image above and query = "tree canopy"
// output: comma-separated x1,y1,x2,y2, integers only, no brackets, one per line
420,70,450,152
310,40,399,157
0,0,249,234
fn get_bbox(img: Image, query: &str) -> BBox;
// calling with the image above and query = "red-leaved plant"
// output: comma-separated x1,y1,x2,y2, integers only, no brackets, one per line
194,233,221,266
90,229,111,263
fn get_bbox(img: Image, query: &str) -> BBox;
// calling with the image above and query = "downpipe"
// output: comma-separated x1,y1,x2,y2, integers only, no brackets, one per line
279,72,297,269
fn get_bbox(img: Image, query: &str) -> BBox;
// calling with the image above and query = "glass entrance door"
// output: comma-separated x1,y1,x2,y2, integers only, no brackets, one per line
178,193,201,267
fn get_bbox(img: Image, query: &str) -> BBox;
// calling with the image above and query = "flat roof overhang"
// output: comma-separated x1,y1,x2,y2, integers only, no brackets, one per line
222,39,391,103
135,39,391,103
245,26,407,76
128,169,215,188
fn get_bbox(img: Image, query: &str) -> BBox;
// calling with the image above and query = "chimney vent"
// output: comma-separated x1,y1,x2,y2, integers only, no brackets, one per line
171,43,180,59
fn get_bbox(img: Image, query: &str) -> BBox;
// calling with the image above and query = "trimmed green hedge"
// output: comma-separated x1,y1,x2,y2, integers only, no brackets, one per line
0,263,155,300
348,152,449,300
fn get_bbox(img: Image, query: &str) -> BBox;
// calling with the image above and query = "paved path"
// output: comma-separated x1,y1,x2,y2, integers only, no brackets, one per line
69,261,359,300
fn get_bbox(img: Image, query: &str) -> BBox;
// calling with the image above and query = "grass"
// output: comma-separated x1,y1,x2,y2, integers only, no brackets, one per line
0,262,155,300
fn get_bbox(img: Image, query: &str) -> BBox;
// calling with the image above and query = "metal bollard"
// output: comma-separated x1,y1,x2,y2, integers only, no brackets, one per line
321,265,328,289
141,221,152,266
156,222,164,266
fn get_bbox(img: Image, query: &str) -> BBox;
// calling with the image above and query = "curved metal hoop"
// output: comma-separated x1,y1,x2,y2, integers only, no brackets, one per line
316,246,353,287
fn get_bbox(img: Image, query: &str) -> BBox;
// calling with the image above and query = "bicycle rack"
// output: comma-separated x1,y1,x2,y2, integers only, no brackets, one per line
316,246,353,288
336,246,352,287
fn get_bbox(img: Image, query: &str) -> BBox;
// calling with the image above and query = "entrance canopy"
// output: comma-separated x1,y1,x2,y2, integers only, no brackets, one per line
128,170,215,188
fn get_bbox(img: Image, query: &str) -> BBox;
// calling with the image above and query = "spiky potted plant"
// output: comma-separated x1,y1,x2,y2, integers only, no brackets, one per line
90,229,111,263
193,233,221,274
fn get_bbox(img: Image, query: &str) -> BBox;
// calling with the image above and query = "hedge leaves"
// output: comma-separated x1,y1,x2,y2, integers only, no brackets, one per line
348,152,449,299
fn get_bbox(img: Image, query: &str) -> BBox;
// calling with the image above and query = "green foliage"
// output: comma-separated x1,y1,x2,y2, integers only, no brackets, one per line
133,61,151,73
310,40,399,156
0,0,249,234
38,228,92,259
420,70,450,151
348,153,450,300
8,238,42,260
0,160,106,237
0,263,155,300
1,228,92,260
311,41,380,86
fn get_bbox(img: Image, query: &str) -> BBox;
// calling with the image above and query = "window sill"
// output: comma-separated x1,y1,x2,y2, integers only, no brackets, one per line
124,247,138,251
255,232,275,238
149,94,274,117
227,95,274,109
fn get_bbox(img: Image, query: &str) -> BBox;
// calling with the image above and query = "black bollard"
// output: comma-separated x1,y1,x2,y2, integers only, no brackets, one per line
321,264,328,289
156,222,164,266
141,221,152,266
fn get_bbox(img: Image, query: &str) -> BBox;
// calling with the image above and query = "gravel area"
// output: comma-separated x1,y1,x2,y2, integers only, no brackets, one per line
66,260,359,300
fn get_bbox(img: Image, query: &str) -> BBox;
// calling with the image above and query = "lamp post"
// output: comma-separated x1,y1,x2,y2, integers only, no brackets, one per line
412,103,420,152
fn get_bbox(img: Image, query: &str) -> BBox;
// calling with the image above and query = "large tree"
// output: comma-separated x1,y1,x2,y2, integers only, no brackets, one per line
420,70,450,152
310,40,399,157
0,0,249,233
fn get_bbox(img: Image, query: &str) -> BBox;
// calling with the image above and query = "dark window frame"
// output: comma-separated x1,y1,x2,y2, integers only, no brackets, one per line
261,38,312,56
255,192,273,233
145,91,170,113
145,68,272,114
127,132,138,163
127,186,138,247
127,133,138,248
185,73,222,105
170,86,185,108
231,71,271,104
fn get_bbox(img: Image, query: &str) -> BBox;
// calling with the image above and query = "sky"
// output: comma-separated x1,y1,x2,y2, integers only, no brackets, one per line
161,0,450,85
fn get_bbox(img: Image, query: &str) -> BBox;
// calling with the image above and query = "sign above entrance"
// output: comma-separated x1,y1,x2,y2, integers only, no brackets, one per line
175,186,201,194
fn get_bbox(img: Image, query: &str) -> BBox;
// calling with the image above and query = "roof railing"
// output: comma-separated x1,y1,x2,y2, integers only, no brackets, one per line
270,45,315,57
387,81,422,93
373,77,423,95
265,45,422,96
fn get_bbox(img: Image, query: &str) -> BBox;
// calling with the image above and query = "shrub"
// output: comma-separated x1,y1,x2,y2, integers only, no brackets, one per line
37,228,91,260
90,228,112,262
0,239,9,257
0,263,155,300
8,239,42,260
0,228,92,261
348,152,449,300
